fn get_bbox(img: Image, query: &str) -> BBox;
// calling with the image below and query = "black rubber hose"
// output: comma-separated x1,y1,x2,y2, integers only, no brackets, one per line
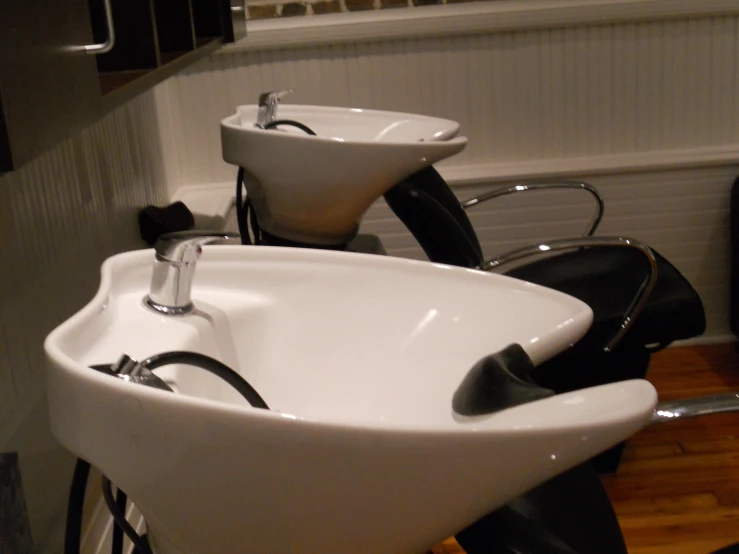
112,489,128,554
65,461,145,554
64,459,91,554
68,356,268,554
235,169,262,245
235,167,251,245
247,197,261,245
263,119,317,135
102,477,153,554
141,351,270,410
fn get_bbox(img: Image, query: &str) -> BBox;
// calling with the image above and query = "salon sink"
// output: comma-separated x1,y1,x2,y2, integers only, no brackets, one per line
45,245,656,554
221,105,468,245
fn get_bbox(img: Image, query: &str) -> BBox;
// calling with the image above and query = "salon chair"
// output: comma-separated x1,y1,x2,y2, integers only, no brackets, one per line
384,166,706,473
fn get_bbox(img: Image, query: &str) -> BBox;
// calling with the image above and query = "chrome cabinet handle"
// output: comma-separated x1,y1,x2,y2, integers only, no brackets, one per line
84,0,116,54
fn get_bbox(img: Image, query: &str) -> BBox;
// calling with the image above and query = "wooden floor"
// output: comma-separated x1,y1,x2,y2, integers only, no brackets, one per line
430,344,739,554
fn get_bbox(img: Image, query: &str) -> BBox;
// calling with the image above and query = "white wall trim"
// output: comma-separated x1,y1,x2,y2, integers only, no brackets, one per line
172,183,235,218
443,144,739,185
222,0,739,52
175,144,739,217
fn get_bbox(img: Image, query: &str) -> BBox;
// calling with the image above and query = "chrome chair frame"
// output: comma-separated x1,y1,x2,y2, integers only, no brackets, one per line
461,182,605,237
652,392,739,424
461,182,656,352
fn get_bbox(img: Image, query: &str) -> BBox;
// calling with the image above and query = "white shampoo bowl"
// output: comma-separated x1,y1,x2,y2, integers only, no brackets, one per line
45,246,656,554
221,105,468,245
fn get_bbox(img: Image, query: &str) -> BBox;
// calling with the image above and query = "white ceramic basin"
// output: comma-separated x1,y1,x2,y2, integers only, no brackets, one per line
45,246,656,554
221,105,468,245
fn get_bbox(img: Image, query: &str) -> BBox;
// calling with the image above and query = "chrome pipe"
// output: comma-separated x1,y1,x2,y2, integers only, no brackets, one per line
84,0,116,54
461,182,604,237
482,236,658,352
651,392,739,425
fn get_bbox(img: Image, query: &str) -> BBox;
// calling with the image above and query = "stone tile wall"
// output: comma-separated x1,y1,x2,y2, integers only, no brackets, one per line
0,453,33,554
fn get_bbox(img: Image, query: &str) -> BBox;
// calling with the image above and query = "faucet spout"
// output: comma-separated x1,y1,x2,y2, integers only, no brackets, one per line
145,231,241,315
256,89,293,127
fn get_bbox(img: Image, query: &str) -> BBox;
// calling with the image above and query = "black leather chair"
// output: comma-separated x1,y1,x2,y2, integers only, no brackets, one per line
384,166,706,472
455,462,628,554
383,167,712,554
453,392,739,554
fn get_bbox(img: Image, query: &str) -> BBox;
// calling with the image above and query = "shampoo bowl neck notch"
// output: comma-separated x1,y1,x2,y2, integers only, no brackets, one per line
145,231,241,316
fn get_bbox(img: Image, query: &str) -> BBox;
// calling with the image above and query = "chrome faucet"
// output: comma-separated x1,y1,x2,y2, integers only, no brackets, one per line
256,89,292,127
144,231,241,316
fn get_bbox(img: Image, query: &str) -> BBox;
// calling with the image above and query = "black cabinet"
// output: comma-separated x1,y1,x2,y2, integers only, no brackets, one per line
0,0,243,172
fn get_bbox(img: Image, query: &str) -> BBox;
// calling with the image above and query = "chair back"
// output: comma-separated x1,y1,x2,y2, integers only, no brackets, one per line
384,166,484,267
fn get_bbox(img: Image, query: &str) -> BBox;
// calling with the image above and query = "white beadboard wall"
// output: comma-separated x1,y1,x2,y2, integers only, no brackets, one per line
0,87,170,552
163,15,739,187
159,11,739,341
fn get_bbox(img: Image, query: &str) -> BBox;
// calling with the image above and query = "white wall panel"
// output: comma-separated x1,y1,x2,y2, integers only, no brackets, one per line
164,15,739,190
0,89,169,423
0,87,170,550
160,13,739,340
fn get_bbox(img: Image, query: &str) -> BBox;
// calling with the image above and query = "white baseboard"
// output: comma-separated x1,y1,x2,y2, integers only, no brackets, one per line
174,145,739,218
441,145,739,185
172,182,234,219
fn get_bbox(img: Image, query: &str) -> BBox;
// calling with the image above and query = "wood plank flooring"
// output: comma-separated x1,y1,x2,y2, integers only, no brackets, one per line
430,344,739,554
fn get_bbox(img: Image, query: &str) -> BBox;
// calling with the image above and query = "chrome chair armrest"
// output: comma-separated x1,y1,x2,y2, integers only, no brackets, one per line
461,182,604,237
481,237,658,353
651,392,739,424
